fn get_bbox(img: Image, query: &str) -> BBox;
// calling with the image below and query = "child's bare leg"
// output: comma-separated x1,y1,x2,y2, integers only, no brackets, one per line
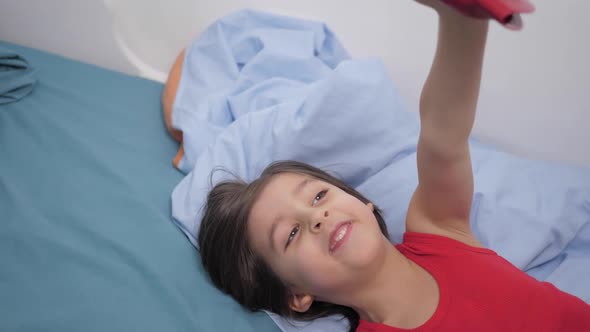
162,49,185,142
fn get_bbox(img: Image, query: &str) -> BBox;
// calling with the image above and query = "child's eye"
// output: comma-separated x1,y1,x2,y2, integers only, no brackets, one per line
286,225,300,248
312,190,328,206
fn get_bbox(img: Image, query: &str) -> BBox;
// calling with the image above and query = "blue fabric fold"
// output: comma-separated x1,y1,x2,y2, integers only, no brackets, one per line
0,45,37,104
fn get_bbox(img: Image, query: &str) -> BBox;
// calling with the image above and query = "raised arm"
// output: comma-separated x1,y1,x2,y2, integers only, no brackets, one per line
406,3,489,243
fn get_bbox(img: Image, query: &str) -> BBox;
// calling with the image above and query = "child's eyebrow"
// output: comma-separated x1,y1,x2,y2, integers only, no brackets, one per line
292,177,316,197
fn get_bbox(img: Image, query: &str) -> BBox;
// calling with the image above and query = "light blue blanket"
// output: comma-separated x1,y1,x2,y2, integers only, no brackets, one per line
171,9,590,331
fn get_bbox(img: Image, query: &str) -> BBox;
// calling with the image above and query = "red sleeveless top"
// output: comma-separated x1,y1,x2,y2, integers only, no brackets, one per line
357,232,590,332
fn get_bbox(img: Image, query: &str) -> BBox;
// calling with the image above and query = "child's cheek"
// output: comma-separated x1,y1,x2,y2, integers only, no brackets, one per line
295,252,337,291
301,267,338,292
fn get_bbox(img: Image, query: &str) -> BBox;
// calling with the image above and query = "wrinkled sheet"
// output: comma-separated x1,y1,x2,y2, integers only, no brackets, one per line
0,45,36,104
170,9,590,331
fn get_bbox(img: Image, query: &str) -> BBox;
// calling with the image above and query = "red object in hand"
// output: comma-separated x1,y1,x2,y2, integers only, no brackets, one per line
441,0,535,29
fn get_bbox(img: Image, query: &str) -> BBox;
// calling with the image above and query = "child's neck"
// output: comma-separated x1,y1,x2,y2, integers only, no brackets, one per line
351,245,440,329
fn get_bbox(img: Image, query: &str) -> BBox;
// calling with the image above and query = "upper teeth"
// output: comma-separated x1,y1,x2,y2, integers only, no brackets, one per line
335,224,349,243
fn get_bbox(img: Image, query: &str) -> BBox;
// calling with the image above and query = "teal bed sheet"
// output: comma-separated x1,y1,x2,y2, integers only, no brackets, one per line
0,40,279,332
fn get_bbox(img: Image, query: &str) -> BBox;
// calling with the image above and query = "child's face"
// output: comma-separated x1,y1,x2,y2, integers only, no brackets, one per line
248,172,392,311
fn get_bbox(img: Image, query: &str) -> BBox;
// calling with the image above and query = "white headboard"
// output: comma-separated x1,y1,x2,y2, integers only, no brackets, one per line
1,0,588,166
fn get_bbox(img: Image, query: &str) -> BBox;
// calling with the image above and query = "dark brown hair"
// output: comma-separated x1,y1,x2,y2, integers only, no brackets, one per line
198,160,389,331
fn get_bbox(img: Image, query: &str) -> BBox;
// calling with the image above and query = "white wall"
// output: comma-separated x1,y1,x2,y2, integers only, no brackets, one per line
1,0,588,166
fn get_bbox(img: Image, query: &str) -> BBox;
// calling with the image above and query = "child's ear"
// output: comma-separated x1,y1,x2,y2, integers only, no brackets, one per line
367,202,374,211
288,293,314,313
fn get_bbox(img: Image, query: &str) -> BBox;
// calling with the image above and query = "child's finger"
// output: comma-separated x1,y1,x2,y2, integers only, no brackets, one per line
502,0,535,14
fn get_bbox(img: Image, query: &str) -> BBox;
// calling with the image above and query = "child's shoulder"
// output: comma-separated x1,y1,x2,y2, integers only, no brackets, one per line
398,231,495,257
405,218,485,248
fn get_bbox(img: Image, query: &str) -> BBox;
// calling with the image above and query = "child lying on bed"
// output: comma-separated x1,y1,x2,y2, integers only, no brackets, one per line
162,1,590,331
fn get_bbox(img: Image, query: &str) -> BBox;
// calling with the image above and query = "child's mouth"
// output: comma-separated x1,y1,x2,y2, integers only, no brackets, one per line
329,221,352,254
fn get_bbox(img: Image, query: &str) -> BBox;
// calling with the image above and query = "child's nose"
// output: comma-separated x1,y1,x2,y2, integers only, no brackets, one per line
312,210,329,230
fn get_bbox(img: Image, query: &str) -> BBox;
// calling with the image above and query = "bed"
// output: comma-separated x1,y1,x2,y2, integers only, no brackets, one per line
0,40,279,332
1,5,589,332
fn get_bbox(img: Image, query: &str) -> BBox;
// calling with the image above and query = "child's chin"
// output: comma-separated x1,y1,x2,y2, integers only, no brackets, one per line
340,235,386,268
